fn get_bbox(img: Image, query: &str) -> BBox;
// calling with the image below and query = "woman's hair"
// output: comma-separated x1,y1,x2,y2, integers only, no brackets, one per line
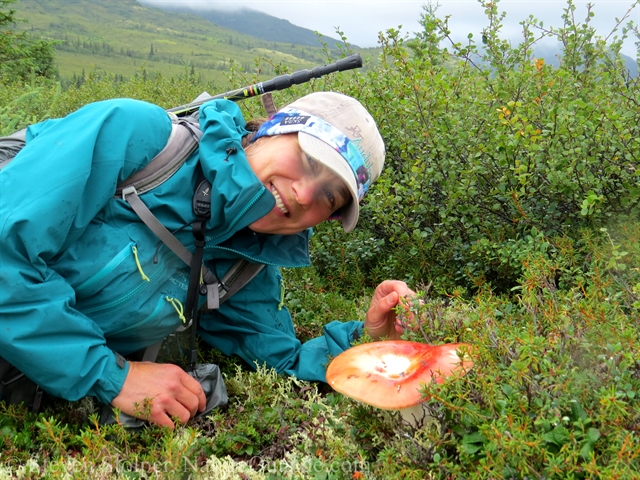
242,118,267,148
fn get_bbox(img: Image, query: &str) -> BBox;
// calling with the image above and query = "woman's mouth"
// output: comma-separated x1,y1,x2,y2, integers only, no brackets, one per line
271,184,289,215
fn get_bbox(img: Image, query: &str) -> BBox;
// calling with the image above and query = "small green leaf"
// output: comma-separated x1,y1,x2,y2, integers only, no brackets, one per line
462,443,482,455
462,432,487,444
580,442,594,459
586,428,601,443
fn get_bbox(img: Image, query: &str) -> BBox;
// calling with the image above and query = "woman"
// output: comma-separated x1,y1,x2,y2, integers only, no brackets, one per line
0,92,413,428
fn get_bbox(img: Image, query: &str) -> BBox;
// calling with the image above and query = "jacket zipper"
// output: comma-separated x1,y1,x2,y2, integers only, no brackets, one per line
78,249,169,315
74,241,136,296
108,295,173,335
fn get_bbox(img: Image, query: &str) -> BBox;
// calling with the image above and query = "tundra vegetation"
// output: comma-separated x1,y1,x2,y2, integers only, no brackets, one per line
1,0,639,478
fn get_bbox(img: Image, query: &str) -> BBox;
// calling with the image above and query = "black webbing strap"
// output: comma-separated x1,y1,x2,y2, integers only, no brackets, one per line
184,171,211,371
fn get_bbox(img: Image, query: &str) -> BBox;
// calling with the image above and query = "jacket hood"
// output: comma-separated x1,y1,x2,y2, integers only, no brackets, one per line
197,99,312,268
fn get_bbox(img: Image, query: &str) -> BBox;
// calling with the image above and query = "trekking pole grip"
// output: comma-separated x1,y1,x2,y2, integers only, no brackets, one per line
267,53,362,91
167,54,363,116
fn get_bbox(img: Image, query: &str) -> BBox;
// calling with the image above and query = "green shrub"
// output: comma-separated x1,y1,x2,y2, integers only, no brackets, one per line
0,69,226,135
0,0,57,81
306,0,640,295
375,224,640,479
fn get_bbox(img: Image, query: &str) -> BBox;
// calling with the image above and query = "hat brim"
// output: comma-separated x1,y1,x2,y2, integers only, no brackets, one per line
297,131,359,232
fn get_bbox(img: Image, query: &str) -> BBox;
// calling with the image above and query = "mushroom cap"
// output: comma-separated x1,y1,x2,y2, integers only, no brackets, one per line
326,341,473,410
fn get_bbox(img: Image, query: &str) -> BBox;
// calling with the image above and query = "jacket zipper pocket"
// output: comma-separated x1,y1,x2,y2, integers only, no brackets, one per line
75,241,136,297
110,295,172,336
78,261,165,316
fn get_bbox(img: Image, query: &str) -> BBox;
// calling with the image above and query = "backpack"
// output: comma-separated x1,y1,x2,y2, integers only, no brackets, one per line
0,106,265,412
0,128,26,168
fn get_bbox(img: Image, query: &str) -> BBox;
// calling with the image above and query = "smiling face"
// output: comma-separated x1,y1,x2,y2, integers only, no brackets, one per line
245,133,350,235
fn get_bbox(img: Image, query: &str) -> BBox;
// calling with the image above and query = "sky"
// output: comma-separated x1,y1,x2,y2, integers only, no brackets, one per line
143,0,639,58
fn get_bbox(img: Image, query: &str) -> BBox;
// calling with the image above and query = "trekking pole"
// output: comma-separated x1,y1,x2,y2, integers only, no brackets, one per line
167,53,363,117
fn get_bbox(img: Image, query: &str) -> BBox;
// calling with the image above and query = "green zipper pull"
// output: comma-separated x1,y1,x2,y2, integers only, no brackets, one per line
165,296,187,324
131,244,150,282
278,276,285,311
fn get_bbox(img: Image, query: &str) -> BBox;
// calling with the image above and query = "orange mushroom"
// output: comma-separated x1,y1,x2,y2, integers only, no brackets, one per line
326,341,473,418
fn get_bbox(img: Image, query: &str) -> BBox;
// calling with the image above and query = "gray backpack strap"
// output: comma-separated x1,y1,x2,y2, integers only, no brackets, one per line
120,182,226,311
117,114,223,306
115,117,202,196
218,259,265,303
142,339,165,362
121,184,208,263
0,128,27,169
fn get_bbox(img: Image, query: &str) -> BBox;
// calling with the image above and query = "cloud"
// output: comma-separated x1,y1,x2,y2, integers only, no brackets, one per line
142,0,639,56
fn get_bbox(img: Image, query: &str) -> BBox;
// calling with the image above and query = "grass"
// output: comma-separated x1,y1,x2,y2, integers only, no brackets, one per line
1,225,638,478
53,50,229,85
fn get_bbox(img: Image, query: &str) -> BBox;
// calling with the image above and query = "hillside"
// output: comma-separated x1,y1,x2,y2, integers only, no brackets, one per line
139,2,354,49
11,0,632,88
10,0,345,85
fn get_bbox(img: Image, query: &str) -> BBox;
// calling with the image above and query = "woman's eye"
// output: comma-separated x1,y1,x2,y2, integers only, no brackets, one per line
325,189,336,210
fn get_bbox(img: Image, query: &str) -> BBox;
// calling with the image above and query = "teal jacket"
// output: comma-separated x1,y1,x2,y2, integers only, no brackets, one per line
0,98,362,405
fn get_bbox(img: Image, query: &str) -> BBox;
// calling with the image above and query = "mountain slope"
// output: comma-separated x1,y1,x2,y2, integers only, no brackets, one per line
11,0,336,83
139,3,353,49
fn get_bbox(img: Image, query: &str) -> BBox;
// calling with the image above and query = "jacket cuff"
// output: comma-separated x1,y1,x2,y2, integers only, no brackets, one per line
89,352,130,404
323,320,364,352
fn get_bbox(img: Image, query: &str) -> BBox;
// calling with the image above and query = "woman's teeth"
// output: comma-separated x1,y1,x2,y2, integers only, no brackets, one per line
272,186,289,215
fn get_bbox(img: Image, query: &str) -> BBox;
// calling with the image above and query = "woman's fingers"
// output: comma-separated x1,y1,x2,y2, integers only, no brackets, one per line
111,361,207,428
180,372,207,414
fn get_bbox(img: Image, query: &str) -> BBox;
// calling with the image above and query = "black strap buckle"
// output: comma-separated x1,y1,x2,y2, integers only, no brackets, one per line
193,178,211,218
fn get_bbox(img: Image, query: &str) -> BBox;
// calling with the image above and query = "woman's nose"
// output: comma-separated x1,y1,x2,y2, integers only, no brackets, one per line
292,179,316,208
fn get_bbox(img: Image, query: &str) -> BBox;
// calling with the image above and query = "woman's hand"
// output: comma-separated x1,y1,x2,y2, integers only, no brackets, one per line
111,361,206,428
364,280,416,340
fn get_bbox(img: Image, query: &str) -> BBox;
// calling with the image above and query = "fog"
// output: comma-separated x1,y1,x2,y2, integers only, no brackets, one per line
141,0,639,57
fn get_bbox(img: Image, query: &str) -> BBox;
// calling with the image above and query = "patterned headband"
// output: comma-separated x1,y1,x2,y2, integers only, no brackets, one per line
251,107,371,201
